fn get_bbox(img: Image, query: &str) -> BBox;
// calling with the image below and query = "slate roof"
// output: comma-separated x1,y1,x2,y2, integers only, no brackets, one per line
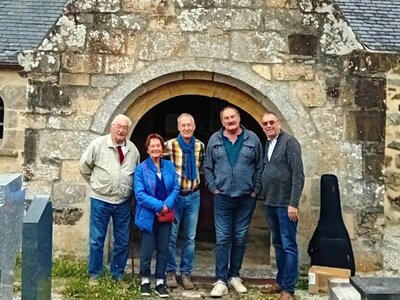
0,0,67,66
334,0,400,52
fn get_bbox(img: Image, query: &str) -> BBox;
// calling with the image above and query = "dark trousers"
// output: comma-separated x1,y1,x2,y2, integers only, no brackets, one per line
139,220,171,280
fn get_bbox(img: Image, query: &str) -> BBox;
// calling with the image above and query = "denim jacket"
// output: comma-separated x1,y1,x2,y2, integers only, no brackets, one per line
134,157,179,233
204,127,263,198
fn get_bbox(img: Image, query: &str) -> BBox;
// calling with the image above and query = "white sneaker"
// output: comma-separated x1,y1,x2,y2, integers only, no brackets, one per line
228,277,247,293
210,280,228,297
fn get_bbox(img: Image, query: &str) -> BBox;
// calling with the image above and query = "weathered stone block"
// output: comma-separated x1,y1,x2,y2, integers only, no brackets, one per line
48,115,91,131
37,130,99,161
139,32,186,60
178,8,261,31
24,181,53,201
59,73,90,86
343,212,357,240
346,111,385,142
1,85,27,109
272,64,314,81
72,0,120,13
383,224,400,272
231,0,263,7
341,180,384,208
186,33,229,59
104,56,135,74
28,83,71,111
386,171,400,188
310,108,344,141
265,0,297,8
24,129,40,164
365,154,384,179
148,16,179,31
288,34,318,56
295,81,326,107
61,161,83,183
171,0,228,8
231,32,287,63
355,77,386,109
264,8,318,32
53,183,87,207
1,130,24,150
53,207,84,225
110,14,146,30
24,160,60,182
76,13,94,24
357,208,384,238
88,30,126,54
252,65,271,80
348,52,400,75
91,75,123,88
121,0,170,14
61,54,102,73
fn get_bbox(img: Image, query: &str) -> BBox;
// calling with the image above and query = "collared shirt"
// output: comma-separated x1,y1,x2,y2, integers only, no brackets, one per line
267,135,279,161
222,131,244,166
164,138,205,192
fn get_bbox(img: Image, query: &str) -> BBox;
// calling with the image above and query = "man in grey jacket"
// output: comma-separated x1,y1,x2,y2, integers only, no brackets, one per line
79,114,140,287
260,111,304,300
204,106,263,297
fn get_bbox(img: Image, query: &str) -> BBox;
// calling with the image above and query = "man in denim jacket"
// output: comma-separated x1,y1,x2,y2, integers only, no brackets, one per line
204,106,263,297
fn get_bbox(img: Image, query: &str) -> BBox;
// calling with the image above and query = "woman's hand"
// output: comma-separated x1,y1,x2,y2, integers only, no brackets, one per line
160,204,169,215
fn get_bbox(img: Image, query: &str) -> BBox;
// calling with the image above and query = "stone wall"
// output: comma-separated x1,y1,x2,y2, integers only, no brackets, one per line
384,62,400,274
0,70,27,173
16,0,400,271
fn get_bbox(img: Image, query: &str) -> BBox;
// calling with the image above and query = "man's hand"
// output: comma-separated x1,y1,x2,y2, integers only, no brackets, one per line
250,191,257,198
288,205,298,222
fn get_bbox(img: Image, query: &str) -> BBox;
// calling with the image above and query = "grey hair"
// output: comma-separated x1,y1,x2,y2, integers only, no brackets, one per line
112,114,132,127
177,113,195,125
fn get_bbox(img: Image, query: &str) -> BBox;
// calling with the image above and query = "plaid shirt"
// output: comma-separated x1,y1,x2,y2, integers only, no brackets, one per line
164,138,205,192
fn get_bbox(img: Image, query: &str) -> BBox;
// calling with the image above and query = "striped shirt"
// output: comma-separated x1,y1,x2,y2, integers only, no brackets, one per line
164,138,205,192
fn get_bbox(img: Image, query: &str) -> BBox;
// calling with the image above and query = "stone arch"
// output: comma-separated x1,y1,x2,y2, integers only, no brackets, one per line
91,58,318,144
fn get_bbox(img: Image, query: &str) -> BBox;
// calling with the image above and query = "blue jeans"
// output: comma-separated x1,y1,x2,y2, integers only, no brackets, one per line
214,193,256,283
140,220,171,279
89,197,131,280
265,206,298,295
167,190,200,275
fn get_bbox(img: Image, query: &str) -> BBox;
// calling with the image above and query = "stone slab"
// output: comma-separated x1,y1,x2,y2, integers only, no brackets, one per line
21,196,53,300
0,173,25,300
350,277,400,300
329,285,362,300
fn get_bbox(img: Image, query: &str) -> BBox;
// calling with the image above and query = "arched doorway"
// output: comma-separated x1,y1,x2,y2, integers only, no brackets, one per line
129,90,270,273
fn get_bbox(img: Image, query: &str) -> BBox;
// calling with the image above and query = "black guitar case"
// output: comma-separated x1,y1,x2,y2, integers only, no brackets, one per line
307,174,356,276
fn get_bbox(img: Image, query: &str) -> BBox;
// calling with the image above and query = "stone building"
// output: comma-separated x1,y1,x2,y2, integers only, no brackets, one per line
1,0,400,274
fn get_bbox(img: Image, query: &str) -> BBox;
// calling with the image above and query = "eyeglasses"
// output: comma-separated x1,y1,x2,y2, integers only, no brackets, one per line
262,120,277,126
114,123,129,131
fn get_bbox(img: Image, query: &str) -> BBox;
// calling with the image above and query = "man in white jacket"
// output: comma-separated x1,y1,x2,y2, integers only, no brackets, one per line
79,114,140,286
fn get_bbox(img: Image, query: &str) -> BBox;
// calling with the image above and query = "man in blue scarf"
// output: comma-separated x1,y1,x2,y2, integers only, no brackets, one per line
164,113,205,290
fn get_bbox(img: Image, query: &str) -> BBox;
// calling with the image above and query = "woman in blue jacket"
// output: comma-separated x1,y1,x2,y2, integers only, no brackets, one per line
134,133,179,298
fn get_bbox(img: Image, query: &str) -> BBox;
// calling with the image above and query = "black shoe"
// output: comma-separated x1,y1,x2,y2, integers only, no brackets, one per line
155,284,169,298
140,283,151,296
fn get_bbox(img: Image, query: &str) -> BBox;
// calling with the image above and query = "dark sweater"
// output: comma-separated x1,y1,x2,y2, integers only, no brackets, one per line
262,131,304,208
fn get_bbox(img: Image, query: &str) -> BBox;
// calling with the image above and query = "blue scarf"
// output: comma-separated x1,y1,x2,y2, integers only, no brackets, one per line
177,134,197,181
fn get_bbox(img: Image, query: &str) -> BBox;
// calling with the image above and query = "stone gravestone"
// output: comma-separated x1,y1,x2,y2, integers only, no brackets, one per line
350,277,400,300
21,196,53,300
0,173,25,300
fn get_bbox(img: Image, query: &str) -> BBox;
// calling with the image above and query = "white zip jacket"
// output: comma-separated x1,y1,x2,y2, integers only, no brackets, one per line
79,134,140,204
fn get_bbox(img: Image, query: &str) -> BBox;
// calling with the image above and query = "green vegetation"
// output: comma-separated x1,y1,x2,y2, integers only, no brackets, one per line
52,256,139,299
296,275,309,290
